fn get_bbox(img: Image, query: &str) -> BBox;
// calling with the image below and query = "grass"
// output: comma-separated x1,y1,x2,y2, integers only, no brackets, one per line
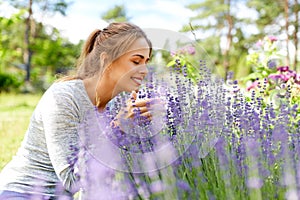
0,93,41,170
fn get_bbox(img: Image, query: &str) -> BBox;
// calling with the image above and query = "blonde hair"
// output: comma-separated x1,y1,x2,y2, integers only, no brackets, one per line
60,22,152,81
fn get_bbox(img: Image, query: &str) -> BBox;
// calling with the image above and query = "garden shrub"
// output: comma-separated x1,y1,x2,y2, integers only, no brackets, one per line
0,72,23,93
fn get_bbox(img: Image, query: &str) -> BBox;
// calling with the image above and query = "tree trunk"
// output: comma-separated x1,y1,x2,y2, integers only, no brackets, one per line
224,0,233,80
24,0,33,82
284,0,290,67
293,0,299,70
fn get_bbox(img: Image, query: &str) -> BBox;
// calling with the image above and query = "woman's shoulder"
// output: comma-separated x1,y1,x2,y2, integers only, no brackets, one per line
49,79,84,92
31,79,92,118
40,79,88,105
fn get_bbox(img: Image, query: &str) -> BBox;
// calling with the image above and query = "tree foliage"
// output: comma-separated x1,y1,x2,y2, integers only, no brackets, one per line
182,0,250,79
101,4,129,23
0,10,81,92
5,0,71,82
182,0,300,78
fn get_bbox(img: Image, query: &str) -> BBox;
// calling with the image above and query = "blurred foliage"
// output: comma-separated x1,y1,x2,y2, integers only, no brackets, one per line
181,0,249,79
1,0,299,93
182,0,299,79
0,11,25,72
241,36,300,120
0,10,82,92
101,4,129,23
0,72,23,92
167,45,201,82
8,0,70,16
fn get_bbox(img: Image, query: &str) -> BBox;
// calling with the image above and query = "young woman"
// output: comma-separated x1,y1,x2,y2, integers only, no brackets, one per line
0,22,153,199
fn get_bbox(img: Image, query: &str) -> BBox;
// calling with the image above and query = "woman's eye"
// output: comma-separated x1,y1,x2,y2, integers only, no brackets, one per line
133,61,140,65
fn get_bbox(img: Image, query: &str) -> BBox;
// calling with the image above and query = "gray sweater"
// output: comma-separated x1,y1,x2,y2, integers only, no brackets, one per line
0,79,94,198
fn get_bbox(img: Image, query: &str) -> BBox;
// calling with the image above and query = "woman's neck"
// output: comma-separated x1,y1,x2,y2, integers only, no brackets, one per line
83,76,115,112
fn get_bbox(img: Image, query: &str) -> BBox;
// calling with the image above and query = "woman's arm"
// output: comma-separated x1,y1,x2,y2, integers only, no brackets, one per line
41,88,82,194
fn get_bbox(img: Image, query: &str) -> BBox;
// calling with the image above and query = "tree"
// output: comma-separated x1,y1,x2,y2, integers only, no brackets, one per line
291,0,299,70
24,0,32,81
284,0,290,66
247,0,299,71
0,10,26,72
30,24,81,74
183,0,300,79
182,0,247,79
7,0,70,82
0,11,81,91
101,4,129,23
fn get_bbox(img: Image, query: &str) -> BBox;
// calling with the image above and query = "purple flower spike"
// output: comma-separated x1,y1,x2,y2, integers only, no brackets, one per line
150,180,166,194
267,59,277,70
247,177,263,189
177,180,191,192
277,66,289,72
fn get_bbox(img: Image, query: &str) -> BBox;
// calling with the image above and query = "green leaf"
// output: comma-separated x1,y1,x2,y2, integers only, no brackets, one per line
167,60,176,67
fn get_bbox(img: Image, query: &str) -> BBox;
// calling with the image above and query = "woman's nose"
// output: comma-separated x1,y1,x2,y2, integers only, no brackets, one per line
139,64,149,75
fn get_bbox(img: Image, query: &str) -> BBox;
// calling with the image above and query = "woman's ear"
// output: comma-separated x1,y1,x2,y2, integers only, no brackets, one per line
100,52,108,66
100,52,113,75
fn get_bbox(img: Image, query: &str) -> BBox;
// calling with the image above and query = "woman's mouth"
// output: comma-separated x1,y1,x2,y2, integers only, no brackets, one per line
131,77,142,85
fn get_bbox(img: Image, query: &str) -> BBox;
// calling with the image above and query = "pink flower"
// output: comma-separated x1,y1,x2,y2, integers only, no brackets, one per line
170,51,176,57
286,70,297,79
246,81,259,91
268,74,289,82
256,39,263,47
277,66,289,72
295,74,300,84
268,74,283,81
186,46,196,55
281,74,290,82
268,36,277,42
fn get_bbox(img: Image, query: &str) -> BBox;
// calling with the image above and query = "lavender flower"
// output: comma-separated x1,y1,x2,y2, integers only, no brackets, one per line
61,55,300,200
247,177,263,189
176,180,191,192
267,59,277,70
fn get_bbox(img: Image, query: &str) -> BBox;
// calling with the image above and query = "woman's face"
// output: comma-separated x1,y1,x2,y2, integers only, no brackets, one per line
107,37,150,94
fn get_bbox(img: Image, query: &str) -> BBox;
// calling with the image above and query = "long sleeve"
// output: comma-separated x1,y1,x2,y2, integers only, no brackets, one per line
0,80,94,197
41,87,81,193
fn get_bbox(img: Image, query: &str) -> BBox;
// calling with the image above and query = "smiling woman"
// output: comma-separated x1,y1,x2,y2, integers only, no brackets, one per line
106,40,150,95
0,22,155,199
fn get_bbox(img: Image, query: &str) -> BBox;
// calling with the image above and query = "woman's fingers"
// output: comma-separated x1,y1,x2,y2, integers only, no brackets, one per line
132,98,164,107
131,91,137,101
133,106,148,113
124,95,167,120
132,99,151,107
140,111,152,119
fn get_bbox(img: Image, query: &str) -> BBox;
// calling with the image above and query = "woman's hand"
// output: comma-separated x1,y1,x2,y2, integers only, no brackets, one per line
111,91,165,131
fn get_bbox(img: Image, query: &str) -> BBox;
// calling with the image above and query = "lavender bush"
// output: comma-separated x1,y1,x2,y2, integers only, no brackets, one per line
69,47,300,200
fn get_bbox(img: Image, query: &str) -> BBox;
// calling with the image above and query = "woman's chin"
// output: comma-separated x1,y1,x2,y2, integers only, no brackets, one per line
125,86,139,93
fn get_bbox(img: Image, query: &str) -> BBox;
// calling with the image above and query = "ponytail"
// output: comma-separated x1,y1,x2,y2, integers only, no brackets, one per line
76,29,101,68
82,29,101,58
56,29,101,82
